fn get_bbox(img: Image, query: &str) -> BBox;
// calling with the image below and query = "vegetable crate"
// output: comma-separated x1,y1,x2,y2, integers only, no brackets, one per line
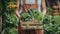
20,9,43,30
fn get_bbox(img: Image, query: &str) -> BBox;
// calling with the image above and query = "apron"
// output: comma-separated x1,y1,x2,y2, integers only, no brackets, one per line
18,0,44,34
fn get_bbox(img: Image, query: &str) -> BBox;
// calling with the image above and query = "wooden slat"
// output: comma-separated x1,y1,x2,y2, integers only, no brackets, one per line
21,21,43,30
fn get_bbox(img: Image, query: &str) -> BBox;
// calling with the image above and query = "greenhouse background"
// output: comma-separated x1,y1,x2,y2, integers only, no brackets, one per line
0,0,60,34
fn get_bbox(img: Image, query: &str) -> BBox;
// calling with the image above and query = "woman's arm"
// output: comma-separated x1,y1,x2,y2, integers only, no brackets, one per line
15,0,20,18
42,0,46,16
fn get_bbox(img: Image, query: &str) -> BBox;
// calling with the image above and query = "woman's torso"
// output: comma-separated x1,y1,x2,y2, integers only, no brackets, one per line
20,0,42,13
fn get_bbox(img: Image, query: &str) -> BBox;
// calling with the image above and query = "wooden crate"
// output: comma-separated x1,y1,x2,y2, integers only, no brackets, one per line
21,21,43,30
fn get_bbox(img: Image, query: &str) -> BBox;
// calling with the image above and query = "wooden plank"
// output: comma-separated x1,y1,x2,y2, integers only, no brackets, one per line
21,21,43,29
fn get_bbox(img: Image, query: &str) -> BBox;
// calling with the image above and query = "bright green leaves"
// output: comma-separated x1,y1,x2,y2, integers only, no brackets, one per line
20,9,43,22
44,15,60,34
4,28,18,34
21,13,32,21
54,15,60,24
34,11,43,21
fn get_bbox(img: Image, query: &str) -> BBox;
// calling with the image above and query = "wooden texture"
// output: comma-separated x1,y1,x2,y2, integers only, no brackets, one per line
21,21,43,29
52,5,59,15
18,20,44,34
18,28,44,34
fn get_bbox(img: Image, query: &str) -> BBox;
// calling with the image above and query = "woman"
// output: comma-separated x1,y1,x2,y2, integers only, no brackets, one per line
15,0,46,34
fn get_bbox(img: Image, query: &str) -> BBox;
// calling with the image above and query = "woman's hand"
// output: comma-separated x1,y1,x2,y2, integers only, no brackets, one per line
15,10,20,18
15,0,20,18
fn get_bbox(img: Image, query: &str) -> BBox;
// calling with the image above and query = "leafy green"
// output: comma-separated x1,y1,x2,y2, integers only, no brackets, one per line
44,15,60,34
21,9,43,22
21,13,32,21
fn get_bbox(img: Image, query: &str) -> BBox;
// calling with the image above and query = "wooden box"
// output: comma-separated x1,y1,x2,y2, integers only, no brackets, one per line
21,21,43,30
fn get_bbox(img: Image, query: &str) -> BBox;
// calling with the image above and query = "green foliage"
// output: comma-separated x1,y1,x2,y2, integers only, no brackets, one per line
46,7,52,15
44,7,60,34
44,23,60,34
43,7,60,34
54,15,60,24
4,28,18,34
3,13,18,26
2,8,18,34
44,15,60,34
21,13,32,21
21,9,43,22
0,0,18,34
43,15,53,24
